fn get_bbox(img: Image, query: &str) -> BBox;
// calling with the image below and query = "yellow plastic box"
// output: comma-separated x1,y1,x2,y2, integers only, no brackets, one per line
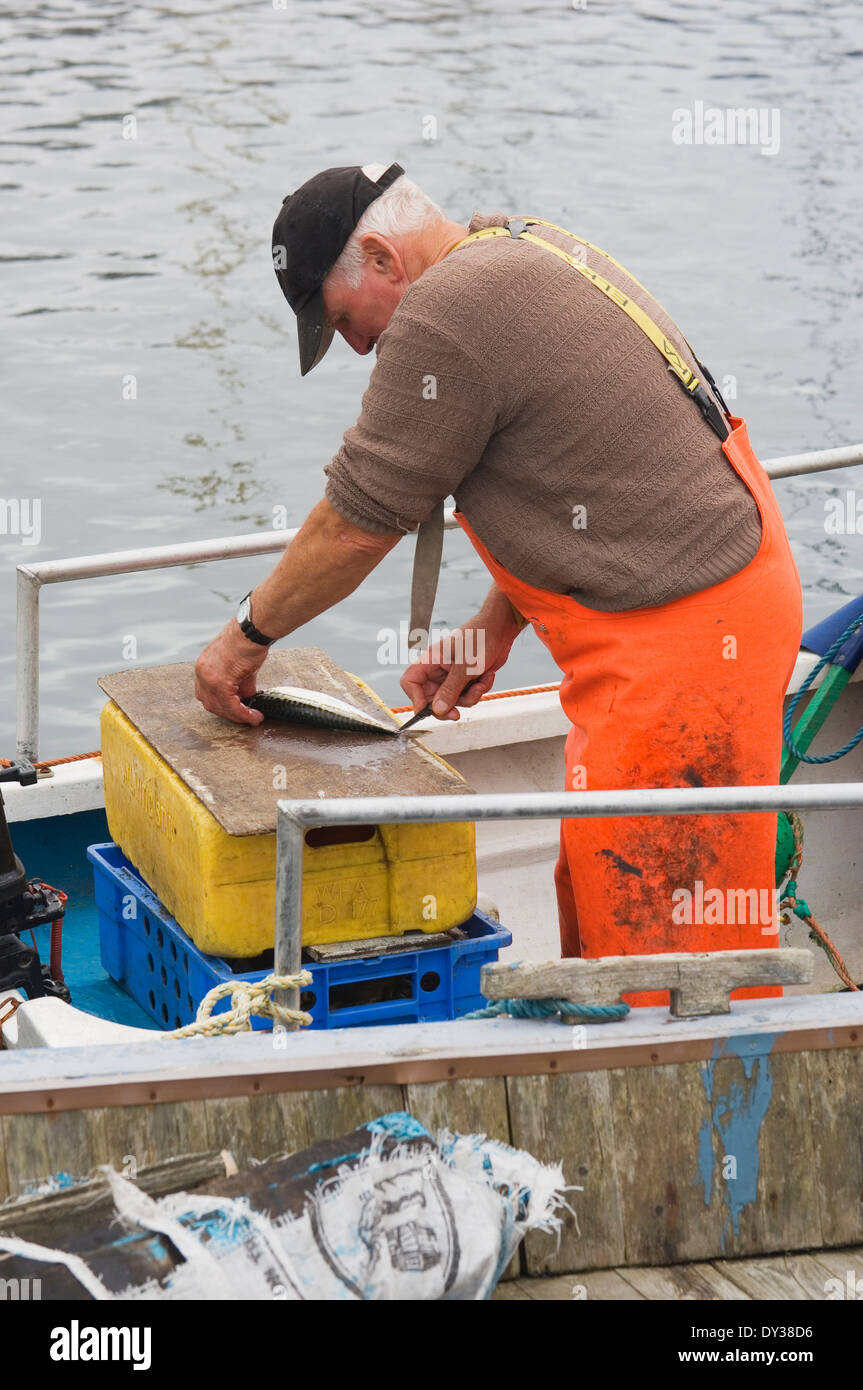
100,701,477,959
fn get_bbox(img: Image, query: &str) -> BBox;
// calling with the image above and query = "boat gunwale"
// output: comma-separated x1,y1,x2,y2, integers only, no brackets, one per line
1,991,862,1116
5,656,862,824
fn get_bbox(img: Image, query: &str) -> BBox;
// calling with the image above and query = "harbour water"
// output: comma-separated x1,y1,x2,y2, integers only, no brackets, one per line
2,0,862,756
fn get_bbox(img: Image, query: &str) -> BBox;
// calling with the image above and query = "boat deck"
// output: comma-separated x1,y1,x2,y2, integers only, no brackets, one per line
493,1245,863,1300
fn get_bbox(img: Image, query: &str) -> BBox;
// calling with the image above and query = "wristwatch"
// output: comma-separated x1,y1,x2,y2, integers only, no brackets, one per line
236,591,276,646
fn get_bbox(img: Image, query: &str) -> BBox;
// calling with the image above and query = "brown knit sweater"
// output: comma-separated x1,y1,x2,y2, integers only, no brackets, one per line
324,211,762,611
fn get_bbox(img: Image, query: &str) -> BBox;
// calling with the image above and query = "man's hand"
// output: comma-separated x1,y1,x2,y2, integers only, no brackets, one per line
193,498,402,725
400,585,526,721
194,623,269,725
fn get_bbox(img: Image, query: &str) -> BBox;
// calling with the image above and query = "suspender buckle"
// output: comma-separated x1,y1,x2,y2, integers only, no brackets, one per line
695,357,732,416
506,218,528,240
692,383,731,442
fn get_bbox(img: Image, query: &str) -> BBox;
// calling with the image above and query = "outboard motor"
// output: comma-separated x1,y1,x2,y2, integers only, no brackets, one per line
0,759,71,1002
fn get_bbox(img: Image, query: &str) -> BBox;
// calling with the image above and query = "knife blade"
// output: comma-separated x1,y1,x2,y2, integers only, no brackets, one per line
399,678,484,733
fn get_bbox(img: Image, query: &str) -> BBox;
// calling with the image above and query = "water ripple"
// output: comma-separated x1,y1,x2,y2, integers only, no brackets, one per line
2,0,862,753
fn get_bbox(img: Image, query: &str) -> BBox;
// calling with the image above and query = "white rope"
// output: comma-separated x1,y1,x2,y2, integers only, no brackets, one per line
162,971,313,1039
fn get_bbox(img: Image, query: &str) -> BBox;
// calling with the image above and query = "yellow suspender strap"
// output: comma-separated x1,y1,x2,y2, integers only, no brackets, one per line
448,220,730,440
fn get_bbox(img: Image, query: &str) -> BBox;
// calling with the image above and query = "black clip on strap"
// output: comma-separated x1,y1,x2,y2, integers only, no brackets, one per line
693,358,732,440
691,384,731,442
695,357,731,413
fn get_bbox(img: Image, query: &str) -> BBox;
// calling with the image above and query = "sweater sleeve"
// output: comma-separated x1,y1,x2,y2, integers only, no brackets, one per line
324,307,499,534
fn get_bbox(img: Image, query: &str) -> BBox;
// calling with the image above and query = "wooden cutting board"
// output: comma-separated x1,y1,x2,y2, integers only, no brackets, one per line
98,648,471,837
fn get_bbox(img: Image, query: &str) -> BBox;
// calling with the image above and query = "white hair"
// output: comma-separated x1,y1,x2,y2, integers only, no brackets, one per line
327,162,445,290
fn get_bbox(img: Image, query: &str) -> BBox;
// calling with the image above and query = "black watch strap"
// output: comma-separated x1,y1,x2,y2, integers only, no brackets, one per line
236,591,276,646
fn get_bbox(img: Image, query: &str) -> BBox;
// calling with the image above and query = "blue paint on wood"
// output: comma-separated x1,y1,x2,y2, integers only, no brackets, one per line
696,1034,777,1247
696,1118,714,1205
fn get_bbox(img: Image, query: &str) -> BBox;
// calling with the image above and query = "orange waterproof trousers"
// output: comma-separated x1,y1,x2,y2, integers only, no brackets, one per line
456,416,803,1005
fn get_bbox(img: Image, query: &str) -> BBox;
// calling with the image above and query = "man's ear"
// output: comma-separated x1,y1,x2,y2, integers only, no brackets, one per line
359,233,403,281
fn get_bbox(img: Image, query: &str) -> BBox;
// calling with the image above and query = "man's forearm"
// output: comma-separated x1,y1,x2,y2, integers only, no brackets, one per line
250,498,401,639
478,583,529,639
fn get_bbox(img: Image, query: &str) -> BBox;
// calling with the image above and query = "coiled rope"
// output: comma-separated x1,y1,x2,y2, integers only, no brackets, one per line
462,998,630,1022
163,972,314,1038
779,812,858,991
783,613,863,764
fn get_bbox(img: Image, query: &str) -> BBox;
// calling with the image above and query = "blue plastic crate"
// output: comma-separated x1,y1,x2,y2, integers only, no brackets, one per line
87,842,511,1032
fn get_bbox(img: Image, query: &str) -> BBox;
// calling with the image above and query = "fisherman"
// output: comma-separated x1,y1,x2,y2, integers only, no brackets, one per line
194,162,803,1004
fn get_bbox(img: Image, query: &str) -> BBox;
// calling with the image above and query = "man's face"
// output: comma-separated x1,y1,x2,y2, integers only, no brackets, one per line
321,237,409,357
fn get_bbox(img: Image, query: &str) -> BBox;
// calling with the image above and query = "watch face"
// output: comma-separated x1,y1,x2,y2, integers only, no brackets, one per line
237,594,251,626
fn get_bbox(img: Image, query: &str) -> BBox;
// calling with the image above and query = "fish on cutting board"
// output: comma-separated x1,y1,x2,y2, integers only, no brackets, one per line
243,685,401,735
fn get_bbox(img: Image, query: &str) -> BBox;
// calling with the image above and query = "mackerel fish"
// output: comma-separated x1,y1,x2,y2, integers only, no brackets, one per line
244,685,400,735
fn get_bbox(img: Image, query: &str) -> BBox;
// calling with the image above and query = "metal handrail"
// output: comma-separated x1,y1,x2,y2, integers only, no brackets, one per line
14,515,463,760
15,441,863,760
762,443,863,480
271,781,863,1027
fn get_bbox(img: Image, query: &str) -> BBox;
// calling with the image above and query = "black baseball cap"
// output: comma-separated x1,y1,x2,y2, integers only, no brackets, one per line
272,162,405,375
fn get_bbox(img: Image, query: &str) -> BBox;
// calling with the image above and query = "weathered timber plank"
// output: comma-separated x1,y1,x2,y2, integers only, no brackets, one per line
270,1091,314,1155
301,1084,405,1144
202,1094,296,1168
714,1254,828,1301
65,1103,216,1181
306,928,466,962
619,1262,750,1300
805,1246,863,1291
506,1275,582,1301
482,950,812,1017
491,1280,533,1300
572,1268,646,1300
804,1047,863,1248
780,1252,850,1299
527,1270,645,1301
609,1051,822,1268
743,1051,821,1258
197,1089,361,1169
809,1246,863,1276
146,1100,210,1170
0,1103,229,1198
493,1248,863,1301
688,1052,820,1261
246,1091,309,1161
0,1151,232,1243
404,1077,510,1143
506,1071,625,1275
493,1270,644,1300
610,1060,723,1267
84,1105,155,1177
2,1108,110,1198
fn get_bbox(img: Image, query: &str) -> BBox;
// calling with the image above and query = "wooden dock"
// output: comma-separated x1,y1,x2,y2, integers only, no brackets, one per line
494,1245,863,1300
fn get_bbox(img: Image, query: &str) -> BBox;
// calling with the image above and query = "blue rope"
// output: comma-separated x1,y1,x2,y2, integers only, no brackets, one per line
462,998,630,1022
783,613,863,764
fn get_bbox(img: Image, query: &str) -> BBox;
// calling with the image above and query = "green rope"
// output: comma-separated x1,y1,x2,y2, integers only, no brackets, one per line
778,812,858,991
783,613,863,764
462,998,630,1022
